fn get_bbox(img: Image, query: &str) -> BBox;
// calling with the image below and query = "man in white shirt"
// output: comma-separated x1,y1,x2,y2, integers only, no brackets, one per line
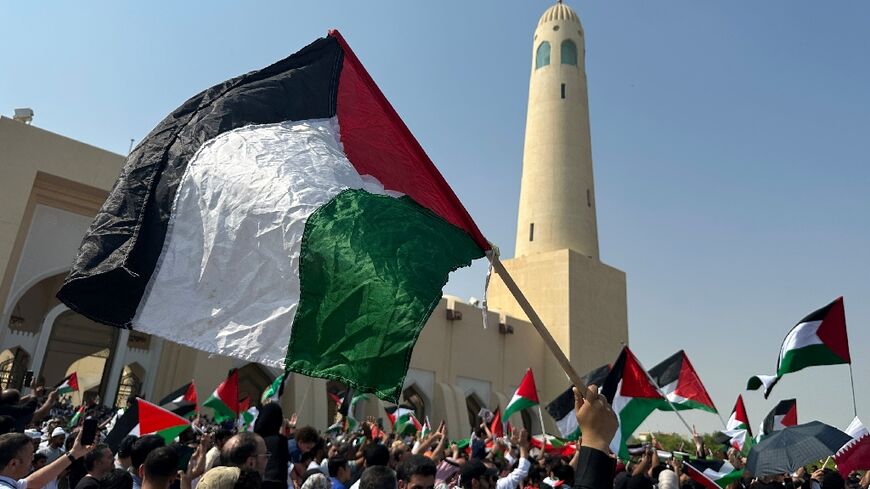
0,430,94,489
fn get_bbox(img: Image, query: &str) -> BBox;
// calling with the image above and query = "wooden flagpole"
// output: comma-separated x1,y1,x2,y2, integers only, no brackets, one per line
488,253,590,399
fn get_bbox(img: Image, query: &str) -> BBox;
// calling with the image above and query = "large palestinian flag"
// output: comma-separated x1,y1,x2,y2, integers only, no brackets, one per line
720,395,753,452
683,459,744,489
56,373,79,395
104,398,190,452
648,350,716,413
504,369,540,421
159,381,198,418
601,347,667,460
748,297,850,398
545,364,610,440
759,399,797,439
55,30,489,402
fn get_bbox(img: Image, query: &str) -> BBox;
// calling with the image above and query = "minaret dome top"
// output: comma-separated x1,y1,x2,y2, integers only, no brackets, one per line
538,2,580,27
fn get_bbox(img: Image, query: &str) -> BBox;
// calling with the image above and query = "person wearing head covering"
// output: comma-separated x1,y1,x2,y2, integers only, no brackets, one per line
254,403,290,489
37,428,67,464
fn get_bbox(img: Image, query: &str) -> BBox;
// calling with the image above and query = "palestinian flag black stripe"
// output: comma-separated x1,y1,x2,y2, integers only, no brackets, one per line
159,381,197,417
55,30,489,402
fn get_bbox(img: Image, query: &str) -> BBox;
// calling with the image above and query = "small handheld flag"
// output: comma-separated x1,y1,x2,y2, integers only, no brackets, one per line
159,381,198,418
648,350,716,413
504,369,540,421
759,399,797,439
55,373,79,395
203,369,239,423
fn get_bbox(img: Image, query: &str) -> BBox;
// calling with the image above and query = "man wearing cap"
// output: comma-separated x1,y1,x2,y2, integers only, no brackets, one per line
22,432,41,454
36,429,66,464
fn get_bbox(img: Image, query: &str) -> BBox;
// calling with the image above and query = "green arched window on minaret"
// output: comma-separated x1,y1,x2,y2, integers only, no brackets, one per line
561,40,578,66
535,41,551,69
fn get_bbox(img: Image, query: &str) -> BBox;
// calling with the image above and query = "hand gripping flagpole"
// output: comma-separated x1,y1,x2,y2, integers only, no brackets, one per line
486,249,590,400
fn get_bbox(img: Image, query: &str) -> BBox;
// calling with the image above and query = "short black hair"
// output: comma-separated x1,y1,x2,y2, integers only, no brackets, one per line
214,429,234,447
33,452,48,464
460,459,494,489
359,466,397,489
84,444,111,471
363,444,390,467
222,433,261,468
551,464,575,486
295,426,319,445
0,416,14,435
143,446,179,486
131,434,166,470
117,435,138,459
100,468,134,489
328,457,349,477
396,454,436,483
0,433,31,470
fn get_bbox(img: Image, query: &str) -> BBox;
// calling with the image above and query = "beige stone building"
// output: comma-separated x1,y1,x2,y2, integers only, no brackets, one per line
0,2,626,435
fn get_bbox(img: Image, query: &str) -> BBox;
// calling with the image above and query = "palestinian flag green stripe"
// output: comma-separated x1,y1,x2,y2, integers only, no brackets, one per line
203,394,237,423
665,399,718,413
286,191,482,399
504,397,538,421
778,343,848,376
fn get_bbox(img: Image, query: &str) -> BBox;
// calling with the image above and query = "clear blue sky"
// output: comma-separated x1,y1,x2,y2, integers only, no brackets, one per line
2,1,868,435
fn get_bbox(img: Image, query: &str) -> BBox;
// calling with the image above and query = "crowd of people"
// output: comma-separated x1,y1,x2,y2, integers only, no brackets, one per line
1,385,867,489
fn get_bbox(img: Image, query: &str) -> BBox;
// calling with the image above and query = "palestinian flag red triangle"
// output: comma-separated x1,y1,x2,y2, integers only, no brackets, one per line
648,350,716,413
602,347,667,460
104,398,190,451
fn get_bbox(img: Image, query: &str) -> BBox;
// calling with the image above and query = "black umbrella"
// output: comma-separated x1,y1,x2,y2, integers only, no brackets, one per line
746,421,852,477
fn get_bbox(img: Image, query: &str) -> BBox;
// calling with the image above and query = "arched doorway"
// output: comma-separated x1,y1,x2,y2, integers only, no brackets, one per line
114,363,145,408
0,347,30,390
466,393,485,430
402,384,427,421
40,310,119,405
236,363,273,406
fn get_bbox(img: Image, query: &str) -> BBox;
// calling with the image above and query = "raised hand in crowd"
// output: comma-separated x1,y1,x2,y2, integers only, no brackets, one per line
180,432,213,489
573,384,617,455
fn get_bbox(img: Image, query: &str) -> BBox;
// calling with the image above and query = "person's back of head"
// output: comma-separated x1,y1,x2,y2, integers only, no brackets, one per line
131,435,166,472
0,416,14,435
822,469,845,489
328,457,348,478
360,466,397,489
214,429,234,449
459,459,491,489
551,464,575,487
101,468,134,489
141,446,179,489
0,390,20,406
253,403,283,438
221,433,260,468
363,444,390,468
396,454,436,486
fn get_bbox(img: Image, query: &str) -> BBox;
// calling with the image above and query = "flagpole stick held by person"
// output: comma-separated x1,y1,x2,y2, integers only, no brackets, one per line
487,251,590,399
848,364,858,417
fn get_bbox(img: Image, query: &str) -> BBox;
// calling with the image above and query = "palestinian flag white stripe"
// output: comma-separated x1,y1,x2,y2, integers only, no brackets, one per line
133,118,390,366
56,31,488,402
